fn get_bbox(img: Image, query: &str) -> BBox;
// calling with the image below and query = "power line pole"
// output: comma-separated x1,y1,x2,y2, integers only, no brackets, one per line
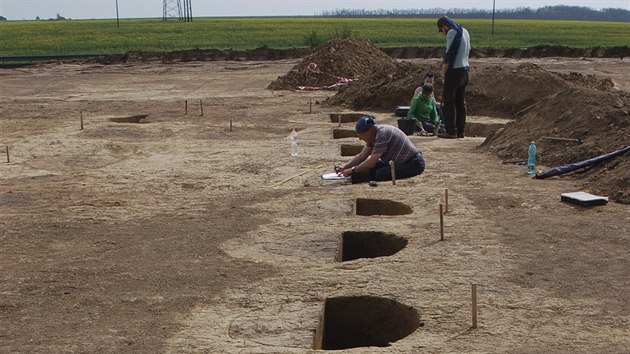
492,0,496,35
116,0,120,28
183,0,193,22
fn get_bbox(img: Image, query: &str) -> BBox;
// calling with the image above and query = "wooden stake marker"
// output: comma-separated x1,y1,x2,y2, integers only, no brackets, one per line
439,203,444,241
444,188,449,214
185,100,188,115
5,145,9,163
80,111,84,130
390,161,396,185
229,119,233,132
309,99,312,114
472,284,478,329
199,99,204,116
271,164,325,188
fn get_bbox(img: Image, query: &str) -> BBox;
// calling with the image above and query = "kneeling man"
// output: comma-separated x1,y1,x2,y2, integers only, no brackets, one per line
336,116,425,181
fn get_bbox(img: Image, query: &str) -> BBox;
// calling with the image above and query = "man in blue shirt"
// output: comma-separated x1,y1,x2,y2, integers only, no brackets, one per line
436,16,471,139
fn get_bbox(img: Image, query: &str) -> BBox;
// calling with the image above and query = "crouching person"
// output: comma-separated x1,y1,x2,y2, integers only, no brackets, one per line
408,83,441,135
336,116,425,182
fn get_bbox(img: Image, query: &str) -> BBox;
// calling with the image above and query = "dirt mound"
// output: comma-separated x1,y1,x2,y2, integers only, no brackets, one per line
481,88,630,203
267,38,397,90
466,63,571,117
323,62,568,116
323,61,440,110
325,62,616,117
556,71,615,91
381,45,630,60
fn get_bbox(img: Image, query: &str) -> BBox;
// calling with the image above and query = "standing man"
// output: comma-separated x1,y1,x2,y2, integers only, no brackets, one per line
336,116,425,182
436,16,471,139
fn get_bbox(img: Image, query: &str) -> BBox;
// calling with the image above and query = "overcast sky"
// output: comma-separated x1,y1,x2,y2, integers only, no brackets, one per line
1,1,628,20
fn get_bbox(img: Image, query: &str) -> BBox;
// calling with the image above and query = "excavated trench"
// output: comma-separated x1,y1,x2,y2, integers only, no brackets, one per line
336,231,408,261
109,114,149,124
313,296,421,350
355,198,413,216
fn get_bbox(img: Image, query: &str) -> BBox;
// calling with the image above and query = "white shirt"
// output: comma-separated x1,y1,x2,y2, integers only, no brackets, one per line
446,27,471,69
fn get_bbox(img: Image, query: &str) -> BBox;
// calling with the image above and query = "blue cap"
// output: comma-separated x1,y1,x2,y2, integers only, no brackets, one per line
355,116,375,133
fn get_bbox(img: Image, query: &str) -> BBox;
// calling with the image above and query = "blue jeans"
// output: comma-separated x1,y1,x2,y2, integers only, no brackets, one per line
370,152,425,181
421,121,437,133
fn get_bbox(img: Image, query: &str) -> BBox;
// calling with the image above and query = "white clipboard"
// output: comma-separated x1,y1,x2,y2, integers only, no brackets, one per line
321,172,351,181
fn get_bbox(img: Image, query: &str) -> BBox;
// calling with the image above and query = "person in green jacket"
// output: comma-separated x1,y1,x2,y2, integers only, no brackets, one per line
407,83,440,135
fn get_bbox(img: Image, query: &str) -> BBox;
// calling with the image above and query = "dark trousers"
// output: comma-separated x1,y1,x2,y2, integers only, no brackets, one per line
421,121,437,133
442,68,469,137
369,153,425,181
436,104,446,131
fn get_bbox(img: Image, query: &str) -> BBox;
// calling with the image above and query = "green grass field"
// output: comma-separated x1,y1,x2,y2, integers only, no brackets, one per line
0,17,628,56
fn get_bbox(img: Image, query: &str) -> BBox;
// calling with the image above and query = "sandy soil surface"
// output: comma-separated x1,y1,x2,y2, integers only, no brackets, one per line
1,58,629,353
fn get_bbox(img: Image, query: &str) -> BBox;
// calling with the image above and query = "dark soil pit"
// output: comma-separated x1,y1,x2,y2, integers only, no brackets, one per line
109,114,149,124
312,296,421,350
336,231,408,261
329,113,372,124
340,144,363,156
332,129,357,139
355,198,413,216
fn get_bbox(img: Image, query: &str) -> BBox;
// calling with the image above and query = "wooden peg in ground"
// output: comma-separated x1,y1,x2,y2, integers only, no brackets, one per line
540,136,582,144
389,161,396,185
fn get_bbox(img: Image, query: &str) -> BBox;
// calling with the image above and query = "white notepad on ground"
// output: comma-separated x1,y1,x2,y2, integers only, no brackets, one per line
321,172,351,181
561,191,608,206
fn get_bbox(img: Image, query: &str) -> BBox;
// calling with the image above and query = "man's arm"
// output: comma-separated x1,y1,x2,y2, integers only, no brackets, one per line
430,99,439,125
441,62,448,80
340,145,372,170
442,29,456,78
407,94,420,119
340,149,383,177
357,152,383,171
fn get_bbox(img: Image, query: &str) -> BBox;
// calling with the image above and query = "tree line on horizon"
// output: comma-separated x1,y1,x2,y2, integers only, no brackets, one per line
321,5,630,22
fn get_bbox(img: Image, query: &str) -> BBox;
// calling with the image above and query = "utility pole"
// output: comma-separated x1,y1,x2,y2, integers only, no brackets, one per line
116,0,120,28
183,0,193,22
492,0,496,35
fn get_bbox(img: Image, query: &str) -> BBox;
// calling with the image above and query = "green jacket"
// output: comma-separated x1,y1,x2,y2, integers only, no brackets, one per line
407,93,438,126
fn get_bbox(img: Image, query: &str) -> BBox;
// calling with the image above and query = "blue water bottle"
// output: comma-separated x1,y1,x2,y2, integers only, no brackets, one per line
527,141,537,175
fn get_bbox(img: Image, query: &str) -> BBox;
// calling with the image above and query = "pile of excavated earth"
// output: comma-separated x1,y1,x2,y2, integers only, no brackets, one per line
269,38,630,203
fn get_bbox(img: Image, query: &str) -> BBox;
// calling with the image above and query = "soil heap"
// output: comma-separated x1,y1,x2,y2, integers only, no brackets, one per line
468,65,627,204
267,38,397,90
324,62,616,116
481,86,629,203
324,61,442,110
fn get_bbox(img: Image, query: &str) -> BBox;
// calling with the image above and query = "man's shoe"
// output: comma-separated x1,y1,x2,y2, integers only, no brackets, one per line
437,132,457,139
457,134,465,139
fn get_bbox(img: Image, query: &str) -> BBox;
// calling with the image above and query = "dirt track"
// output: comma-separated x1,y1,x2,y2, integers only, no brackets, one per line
1,58,629,353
